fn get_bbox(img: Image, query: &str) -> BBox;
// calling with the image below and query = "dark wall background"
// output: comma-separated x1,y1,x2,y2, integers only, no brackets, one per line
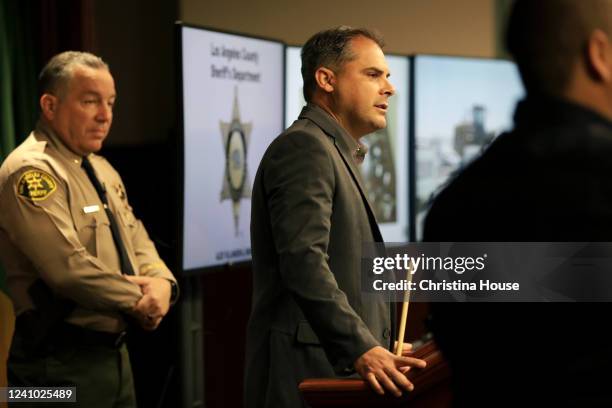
94,0,177,147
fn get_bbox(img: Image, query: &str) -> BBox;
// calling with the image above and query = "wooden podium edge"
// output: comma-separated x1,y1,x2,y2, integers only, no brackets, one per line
299,340,451,407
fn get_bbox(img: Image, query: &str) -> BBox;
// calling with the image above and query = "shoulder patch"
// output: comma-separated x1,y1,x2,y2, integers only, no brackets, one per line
16,170,58,201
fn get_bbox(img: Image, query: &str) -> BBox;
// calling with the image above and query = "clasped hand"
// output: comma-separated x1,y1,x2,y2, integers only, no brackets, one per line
127,276,171,331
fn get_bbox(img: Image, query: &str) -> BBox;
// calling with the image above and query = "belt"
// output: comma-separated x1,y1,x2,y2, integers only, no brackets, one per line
53,322,127,348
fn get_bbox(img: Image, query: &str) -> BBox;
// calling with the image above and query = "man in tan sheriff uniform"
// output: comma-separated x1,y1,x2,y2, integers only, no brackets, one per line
0,51,178,408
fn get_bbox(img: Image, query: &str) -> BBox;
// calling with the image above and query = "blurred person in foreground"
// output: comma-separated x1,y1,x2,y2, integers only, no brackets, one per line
424,1,612,406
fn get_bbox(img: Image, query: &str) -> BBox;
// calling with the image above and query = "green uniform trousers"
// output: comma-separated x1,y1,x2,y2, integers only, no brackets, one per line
7,332,136,408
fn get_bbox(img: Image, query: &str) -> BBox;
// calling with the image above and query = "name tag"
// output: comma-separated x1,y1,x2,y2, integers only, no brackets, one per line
83,205,100,214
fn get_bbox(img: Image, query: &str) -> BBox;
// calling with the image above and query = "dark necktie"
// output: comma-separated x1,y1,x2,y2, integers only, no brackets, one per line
81,156,135,276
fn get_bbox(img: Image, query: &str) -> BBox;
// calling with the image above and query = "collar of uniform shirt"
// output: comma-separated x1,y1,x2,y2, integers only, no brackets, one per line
35,120,84,166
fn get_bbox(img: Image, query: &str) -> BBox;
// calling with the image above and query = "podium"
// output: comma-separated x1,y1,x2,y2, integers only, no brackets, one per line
299,340,452,408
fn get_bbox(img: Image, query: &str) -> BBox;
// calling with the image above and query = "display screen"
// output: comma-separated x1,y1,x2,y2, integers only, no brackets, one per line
285,47,411,242
413,55,525,239
180,26,284,271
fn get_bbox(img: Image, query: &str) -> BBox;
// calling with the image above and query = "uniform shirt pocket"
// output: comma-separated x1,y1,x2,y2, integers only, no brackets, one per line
72,208,112,259
72,210,98,257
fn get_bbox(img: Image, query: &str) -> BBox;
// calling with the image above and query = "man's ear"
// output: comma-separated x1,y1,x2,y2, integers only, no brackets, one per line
587,29,612,83
40,94,57,120
314,67,336,94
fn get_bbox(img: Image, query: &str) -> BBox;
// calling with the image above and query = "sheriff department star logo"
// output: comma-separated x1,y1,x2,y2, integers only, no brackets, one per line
220,87,252,236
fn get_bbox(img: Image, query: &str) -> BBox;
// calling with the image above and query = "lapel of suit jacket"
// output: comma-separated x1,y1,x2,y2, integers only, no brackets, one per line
299,104,384,243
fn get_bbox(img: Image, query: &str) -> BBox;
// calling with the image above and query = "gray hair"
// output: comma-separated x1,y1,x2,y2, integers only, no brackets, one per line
39,51,109,97
301,26,384,103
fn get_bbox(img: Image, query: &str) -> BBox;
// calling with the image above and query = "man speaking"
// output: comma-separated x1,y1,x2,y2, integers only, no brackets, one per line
245,27,425,407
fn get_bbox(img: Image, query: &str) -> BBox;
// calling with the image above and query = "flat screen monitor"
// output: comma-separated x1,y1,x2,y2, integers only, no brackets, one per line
179,25,284,272
413,55,525,239
285,46,411,242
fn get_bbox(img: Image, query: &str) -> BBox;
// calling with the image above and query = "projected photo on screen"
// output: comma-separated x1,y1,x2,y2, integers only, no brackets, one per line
180,26,284,271
413,55,525,239
285,47,410,242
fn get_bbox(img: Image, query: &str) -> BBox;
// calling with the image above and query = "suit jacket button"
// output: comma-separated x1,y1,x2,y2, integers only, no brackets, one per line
383,328,391,339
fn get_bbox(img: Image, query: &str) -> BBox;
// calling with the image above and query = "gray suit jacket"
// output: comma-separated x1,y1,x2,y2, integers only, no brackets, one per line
245,104,392,408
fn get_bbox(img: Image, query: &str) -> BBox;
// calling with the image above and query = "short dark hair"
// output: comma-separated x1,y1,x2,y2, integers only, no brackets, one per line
39,51,109,97
301,26,384,102
506,0,611,96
